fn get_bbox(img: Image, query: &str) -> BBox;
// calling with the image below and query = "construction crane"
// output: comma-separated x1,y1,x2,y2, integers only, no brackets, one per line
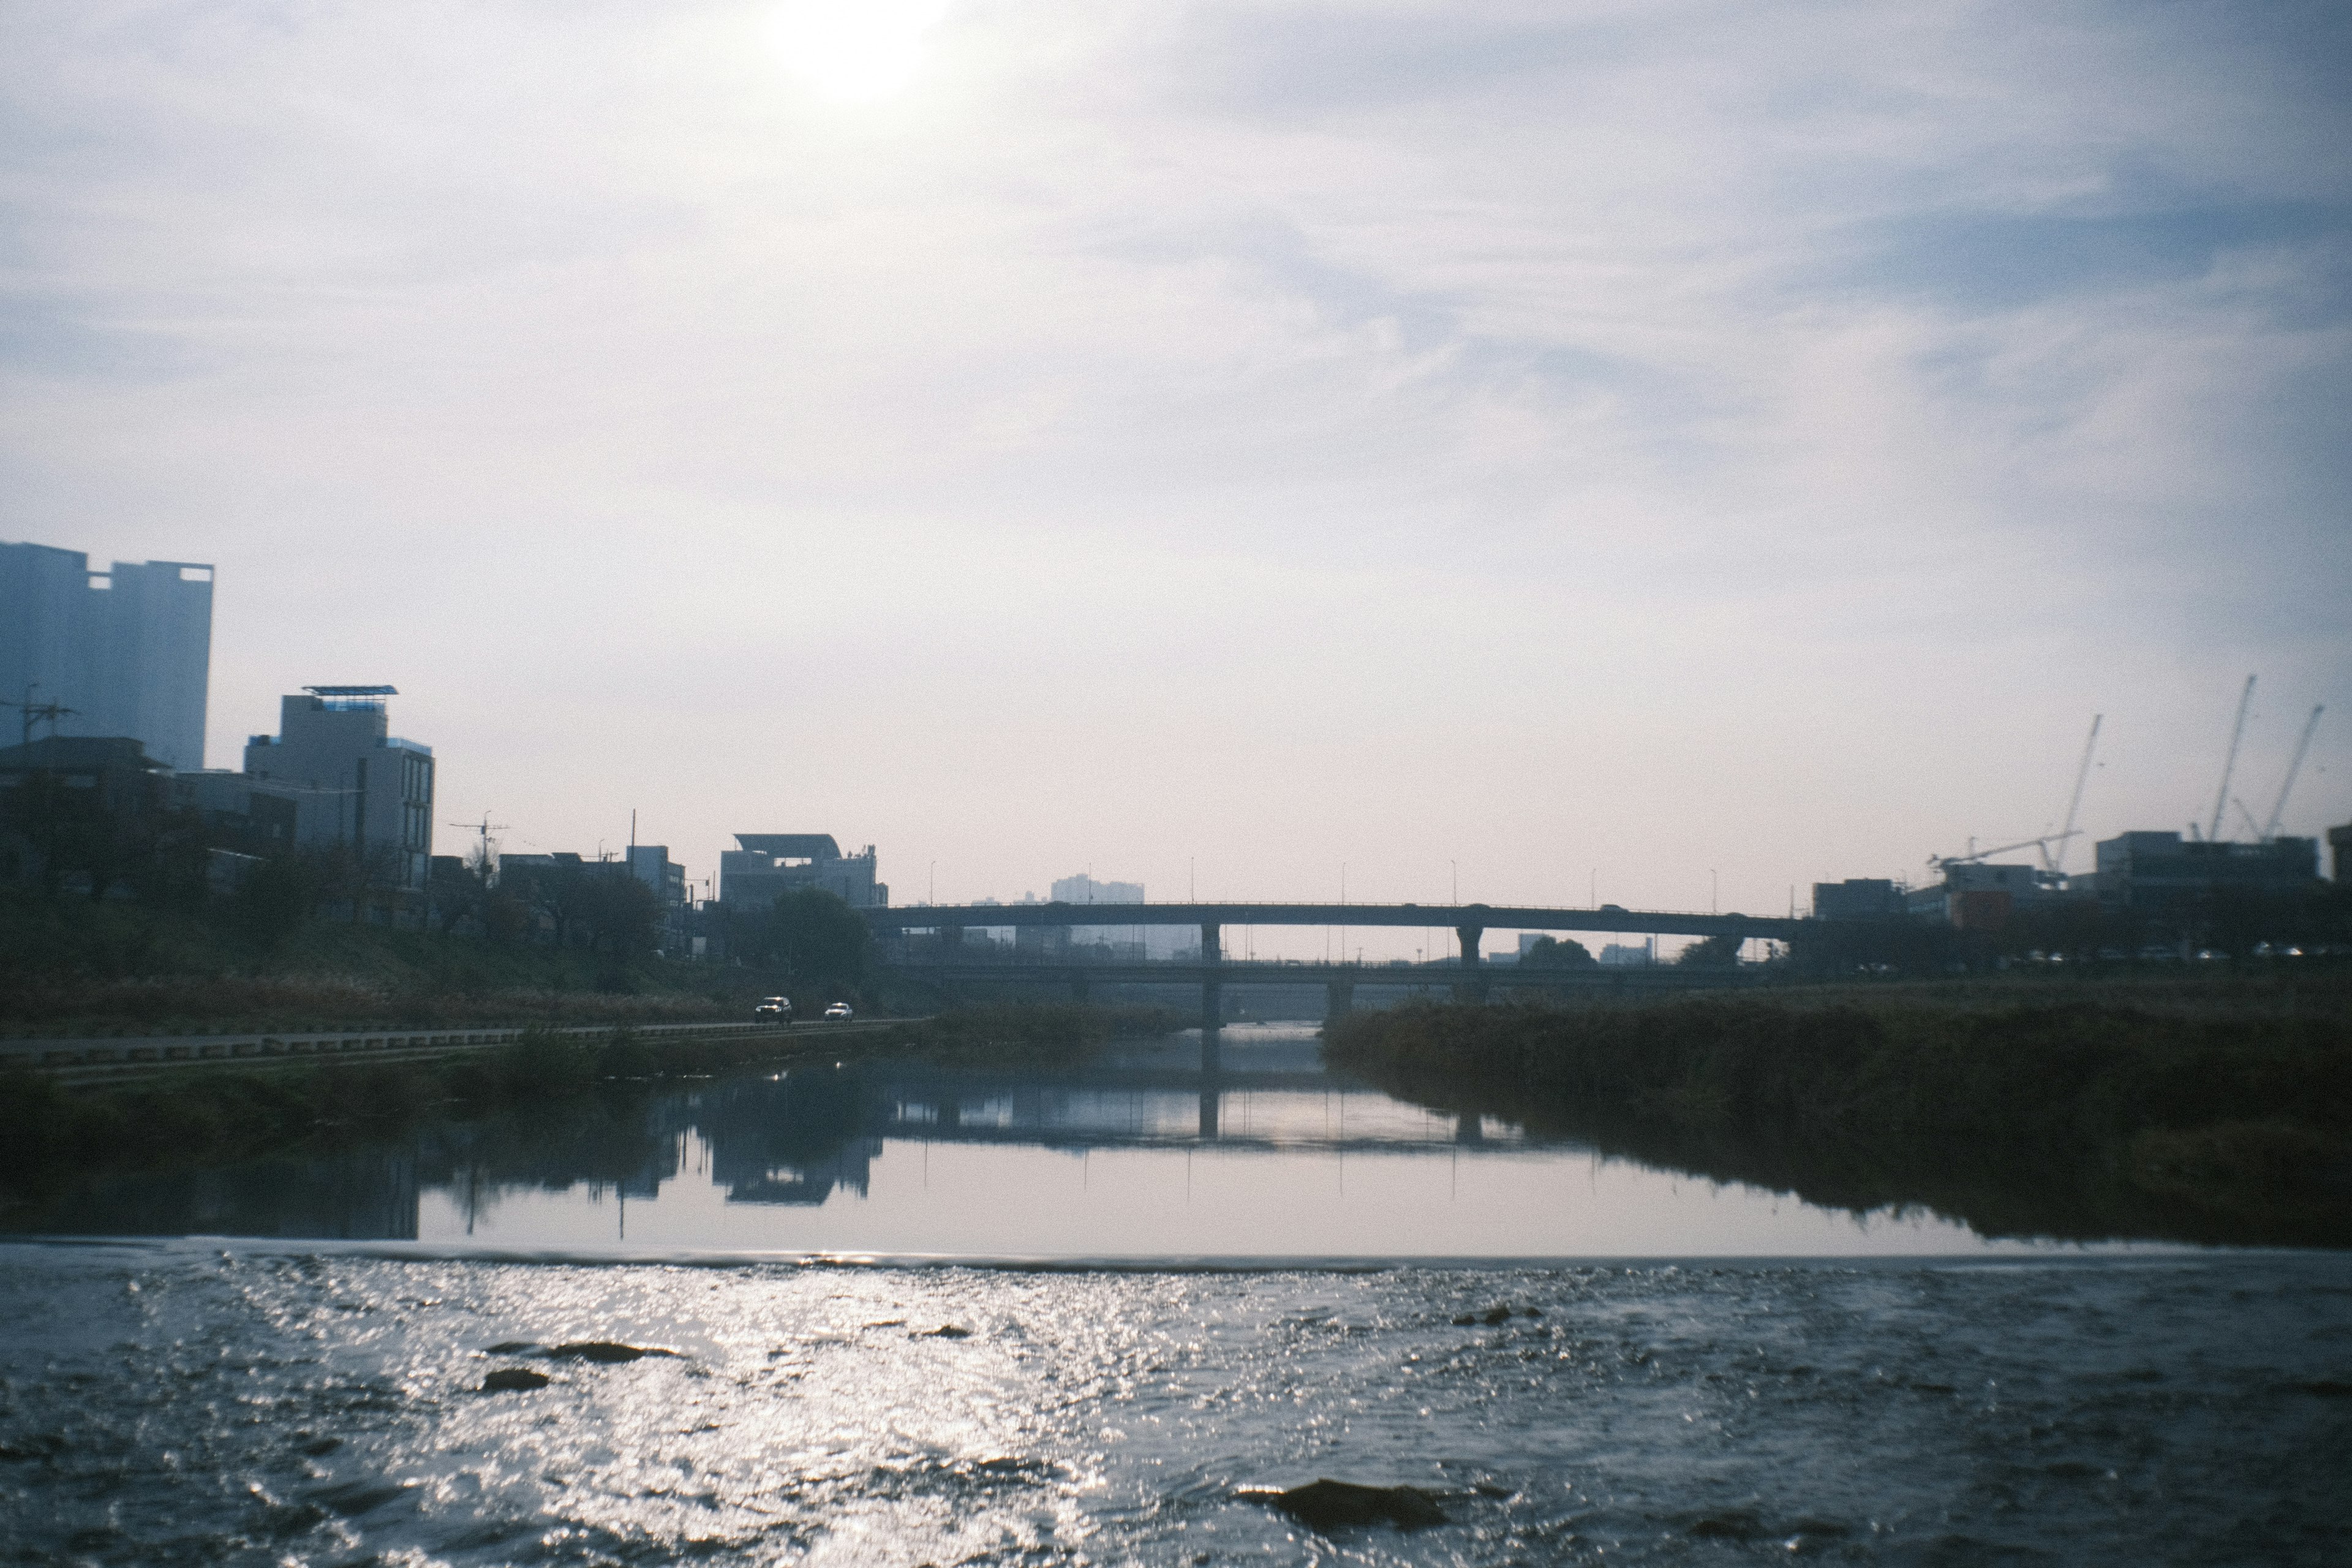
2207,674,2256,842
2259,705,2324,841
1929,831,2080,871
2044,714,2102,876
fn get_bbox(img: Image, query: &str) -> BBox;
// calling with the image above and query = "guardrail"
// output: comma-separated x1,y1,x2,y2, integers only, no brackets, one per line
0,1017,900,1085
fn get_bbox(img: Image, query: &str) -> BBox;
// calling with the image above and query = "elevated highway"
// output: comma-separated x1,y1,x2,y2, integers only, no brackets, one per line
866,900,1797,943
878,957,1765,1013
868,900,1794,1029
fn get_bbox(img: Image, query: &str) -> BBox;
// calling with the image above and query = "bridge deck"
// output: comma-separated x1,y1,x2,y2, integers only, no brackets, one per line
866,900,1798,940
878,958,1763,989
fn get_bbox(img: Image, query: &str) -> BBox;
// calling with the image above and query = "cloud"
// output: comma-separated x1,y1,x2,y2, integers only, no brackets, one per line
1,0,2346,914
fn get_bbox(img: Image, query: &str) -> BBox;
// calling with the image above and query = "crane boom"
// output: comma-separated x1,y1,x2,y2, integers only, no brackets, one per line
2207,674,2256,842
2260,705,2323,840
2048,714,2101,875
1929,830,2079,869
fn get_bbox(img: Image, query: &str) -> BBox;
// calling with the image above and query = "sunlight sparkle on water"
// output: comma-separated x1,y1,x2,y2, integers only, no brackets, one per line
767,0,948,102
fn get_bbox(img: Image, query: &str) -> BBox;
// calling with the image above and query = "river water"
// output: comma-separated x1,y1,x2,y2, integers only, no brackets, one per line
4,1025,2347,1562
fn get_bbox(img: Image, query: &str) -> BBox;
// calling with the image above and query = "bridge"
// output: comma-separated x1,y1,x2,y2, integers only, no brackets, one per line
866,901,1799,1030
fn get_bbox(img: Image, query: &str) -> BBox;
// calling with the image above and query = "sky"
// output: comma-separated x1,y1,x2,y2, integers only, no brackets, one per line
3,0,2348,951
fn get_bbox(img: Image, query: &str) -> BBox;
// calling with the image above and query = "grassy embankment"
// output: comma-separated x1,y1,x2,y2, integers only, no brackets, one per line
0,891,768,1037
0,999,1188,1217
1323,971,2352,1248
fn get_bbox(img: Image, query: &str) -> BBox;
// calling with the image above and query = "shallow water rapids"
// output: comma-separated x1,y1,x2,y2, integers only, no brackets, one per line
3,1244,2347,1564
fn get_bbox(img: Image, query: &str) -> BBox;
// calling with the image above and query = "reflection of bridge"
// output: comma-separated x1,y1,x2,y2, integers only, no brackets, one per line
867,901,1795,1028
864,1043,1495,1152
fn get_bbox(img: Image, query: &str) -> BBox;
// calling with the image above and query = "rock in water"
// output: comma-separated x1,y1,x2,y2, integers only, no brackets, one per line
544,1342,679,1363
1238,1479,1447,1531
481,1368,551,1392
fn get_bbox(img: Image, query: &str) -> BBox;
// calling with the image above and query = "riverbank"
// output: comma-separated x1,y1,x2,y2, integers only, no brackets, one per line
0,999,1189,1219
0,892,768,1036
1322,982,2352,1247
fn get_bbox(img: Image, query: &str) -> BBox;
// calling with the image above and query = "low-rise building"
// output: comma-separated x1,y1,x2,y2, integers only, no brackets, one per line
1812,878,1907,921
2092,831,2320,910
243,685,435,916
2330,822,2352,883
720,834,888,909
172,769,300,859
1904,862,2062,928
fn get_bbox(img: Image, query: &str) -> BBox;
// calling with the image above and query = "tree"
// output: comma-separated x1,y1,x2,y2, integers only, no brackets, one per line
1519,935,1596,968
236,849,332,945
577,872,660,958
741,889,872,993
1675,932,1746,967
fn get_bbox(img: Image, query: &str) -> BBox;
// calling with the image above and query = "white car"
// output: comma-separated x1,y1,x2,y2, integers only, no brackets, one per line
823,1002,854,1020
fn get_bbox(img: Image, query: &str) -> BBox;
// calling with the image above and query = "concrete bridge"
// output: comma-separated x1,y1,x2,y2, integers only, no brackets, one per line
867,900,1796,1031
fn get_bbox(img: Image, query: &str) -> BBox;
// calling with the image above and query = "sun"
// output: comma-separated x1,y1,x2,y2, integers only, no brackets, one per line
767,0,950,104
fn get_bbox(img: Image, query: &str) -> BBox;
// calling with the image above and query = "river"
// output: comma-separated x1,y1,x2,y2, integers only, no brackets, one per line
2,1024,2345,1562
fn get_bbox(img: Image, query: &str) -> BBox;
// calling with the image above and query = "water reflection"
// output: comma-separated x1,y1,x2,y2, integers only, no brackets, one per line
21,1026,2147,1257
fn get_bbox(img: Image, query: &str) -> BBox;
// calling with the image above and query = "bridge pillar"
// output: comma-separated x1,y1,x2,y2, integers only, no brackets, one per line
1200,922,1223,1041
940,923,964,953
1326,979,1354,1021
1198,1088,1220,1138
1454,924,1488,1004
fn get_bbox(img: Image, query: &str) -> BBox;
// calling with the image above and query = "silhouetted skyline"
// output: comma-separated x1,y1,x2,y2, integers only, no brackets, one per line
3,2,2346,955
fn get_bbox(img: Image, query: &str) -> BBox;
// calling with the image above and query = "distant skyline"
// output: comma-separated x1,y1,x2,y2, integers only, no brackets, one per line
4,1,2347,955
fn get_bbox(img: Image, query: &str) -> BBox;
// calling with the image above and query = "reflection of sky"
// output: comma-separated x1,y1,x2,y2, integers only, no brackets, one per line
416,1133,2092,1259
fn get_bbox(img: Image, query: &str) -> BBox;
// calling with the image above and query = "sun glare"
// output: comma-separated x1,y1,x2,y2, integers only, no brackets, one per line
767,0,949,103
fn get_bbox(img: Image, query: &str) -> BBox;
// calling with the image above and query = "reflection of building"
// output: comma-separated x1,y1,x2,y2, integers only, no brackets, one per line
0,540,214,770
720,834,887,908
244,686,435,903
696,1071,881,1205
2092,831,2320,910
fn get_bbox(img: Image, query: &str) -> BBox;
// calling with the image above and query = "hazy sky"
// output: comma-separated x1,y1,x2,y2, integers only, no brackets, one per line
4,0,2348,948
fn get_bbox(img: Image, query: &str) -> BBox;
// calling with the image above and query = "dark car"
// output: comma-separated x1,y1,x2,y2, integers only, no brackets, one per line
753,997,791,1022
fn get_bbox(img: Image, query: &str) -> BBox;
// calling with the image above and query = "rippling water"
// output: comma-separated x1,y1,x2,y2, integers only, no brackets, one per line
3,1244,2347,1564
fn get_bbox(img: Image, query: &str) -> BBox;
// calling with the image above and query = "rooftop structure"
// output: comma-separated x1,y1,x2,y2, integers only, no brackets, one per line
721,834,887,910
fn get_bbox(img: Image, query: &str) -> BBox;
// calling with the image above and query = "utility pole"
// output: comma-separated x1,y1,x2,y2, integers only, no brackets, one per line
4,685,78,752
447,813,509,880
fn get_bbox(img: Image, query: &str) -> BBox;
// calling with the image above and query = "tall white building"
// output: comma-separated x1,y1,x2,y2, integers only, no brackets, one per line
0,539,214,769
243,686,435,898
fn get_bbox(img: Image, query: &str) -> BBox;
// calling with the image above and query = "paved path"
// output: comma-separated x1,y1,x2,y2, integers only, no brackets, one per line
0,1017,905,1085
